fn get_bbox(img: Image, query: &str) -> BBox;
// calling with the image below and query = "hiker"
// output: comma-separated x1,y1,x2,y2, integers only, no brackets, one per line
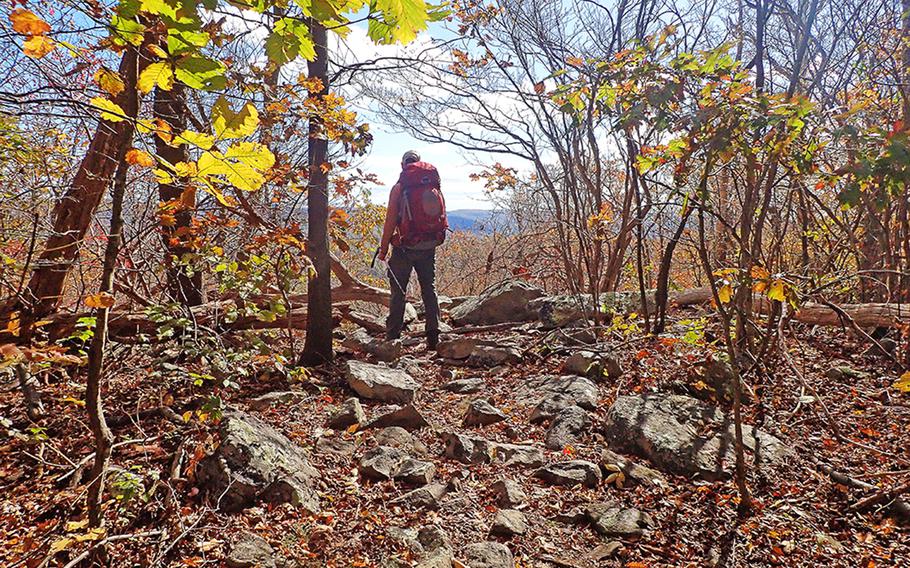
378,150,448,350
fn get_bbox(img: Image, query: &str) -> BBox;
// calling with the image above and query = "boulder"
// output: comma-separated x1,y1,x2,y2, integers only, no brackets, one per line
375,426,428,456
603,393,793,480
443,432,545,468
530,294,594,329
358,445,436,485
345,360,419,404
343,329,402,362
390,483,447,511
564,351,622,380
314,434,356,458
585,503,653,537
461,542,514,568
464,345,522,368
490,509,528,537
450,280,545,325
545,405,590,450
197,413,319,513
824,364,869,381
524,375,598,423
491,478,527,507
534,460,602,488
326,397,365,430
367,404,430,431
437,337,478,360
384,525,452,568
442,377,486,394
226,532,275,568
463,399,508,427
691,359,735,402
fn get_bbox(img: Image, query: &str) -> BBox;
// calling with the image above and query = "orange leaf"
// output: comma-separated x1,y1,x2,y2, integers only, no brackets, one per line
10,9,51,36
125,148,155,167
84,292,115,309
534,82,545,94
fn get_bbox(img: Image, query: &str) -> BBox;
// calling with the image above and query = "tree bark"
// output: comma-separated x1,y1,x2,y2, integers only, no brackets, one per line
9,48,143,325
154,84,204,307
300,20,334,365
85,158,129,527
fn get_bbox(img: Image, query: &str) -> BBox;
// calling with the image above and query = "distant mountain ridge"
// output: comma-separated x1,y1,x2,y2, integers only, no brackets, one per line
446,209,500,233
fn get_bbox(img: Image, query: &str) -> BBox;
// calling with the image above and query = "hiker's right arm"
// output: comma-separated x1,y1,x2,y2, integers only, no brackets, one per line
379,184,400,260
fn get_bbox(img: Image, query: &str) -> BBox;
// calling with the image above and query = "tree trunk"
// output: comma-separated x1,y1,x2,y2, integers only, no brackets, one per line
85,159,129,527
10,48,143,325
154,84,203,307
300,20,334,365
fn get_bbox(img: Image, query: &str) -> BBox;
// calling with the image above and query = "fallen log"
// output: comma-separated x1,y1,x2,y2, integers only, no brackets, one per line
669,287,908,328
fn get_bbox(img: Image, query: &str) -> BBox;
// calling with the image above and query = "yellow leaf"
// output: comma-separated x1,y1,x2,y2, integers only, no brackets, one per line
768,279,787,302
5,313,21,337
65,519,89,531
23,35,55,58
49,537,73,554
74,527,106,542
211,96,259,139
176,129,215,150
89,97,126,122
174,161,198,177
717,283,733,304
154,168,175,184
94,68,125,96
753,280,768,293
10,8,51,35
84,292,115,309
125,148,155,167
138,61,174,94
892,372,910,393
62,396,86,407
147,44,168,58
182,410,193,422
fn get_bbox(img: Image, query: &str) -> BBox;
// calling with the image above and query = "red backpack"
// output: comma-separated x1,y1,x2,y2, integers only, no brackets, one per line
393,161,447,247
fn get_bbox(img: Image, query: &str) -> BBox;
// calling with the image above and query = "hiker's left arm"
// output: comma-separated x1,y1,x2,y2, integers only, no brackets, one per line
379,184,400,260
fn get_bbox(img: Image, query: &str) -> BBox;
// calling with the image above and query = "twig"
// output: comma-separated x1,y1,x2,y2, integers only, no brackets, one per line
849,482,910,513
60,530,163,568
817,462,910,520
56,437,160,483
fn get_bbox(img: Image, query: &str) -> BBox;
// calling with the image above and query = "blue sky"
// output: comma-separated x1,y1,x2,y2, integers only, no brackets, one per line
335,20,501,211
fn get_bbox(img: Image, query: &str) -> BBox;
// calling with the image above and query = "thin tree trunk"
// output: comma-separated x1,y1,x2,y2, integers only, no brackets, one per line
300,20,334,365
9,48,143,325
86,159,129,528
154,84,203,307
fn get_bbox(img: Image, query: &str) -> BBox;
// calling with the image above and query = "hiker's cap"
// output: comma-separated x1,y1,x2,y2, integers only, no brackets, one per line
402,150,420,164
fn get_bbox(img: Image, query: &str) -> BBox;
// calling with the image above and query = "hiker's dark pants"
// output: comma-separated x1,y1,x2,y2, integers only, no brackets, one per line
386,246,440,341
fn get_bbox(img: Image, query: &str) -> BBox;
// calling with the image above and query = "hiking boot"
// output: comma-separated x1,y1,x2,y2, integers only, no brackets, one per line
427,331,440,351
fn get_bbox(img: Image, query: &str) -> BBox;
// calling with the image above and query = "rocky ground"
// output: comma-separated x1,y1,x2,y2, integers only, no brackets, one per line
1,282,908,567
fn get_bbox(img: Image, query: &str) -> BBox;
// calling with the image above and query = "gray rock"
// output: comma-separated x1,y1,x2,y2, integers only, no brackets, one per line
248,391,305,412
825,364,869,381
442,377,486,394
385,525,452,568
585,503,653,537
545,405,590,450
326,397,365,430
397,458,436,485
490,509,528,537
563,351,600,377
534,460,602,488
524,375,598,423
375,426,428,456
461,542,514,568
491,478,527,507
226,532,275,568
404,302,418,324
346,360,419,404
691,359,736,402
359,445,435,485
359,445,408,480
450,280,545,325
437,337,478,360
443,432,545,468
464,399,508,427
391,483,447,510
314,434,356,457
367,404,430,431
464,345,522,368
197,413,319,513
530,294,594,329
603,393,793,480
600,449,667,487
343,329,401,362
